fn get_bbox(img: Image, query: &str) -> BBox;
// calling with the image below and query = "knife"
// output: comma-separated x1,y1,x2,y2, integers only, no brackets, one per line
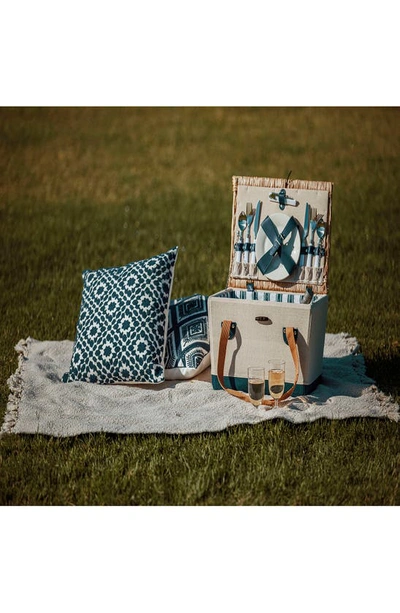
253,200,262,238
299,202,310,267
250,200,262,275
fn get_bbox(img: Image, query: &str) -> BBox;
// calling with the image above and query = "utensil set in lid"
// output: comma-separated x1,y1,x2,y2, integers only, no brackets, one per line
233,198,327,284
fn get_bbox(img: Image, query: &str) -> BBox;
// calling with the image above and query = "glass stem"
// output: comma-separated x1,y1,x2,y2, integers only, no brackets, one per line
274,398,279,409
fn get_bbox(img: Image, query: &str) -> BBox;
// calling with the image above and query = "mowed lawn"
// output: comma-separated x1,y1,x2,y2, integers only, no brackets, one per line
0,107,399,505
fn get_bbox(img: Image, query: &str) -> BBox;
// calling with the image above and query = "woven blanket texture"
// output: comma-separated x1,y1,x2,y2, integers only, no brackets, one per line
2,333,398,437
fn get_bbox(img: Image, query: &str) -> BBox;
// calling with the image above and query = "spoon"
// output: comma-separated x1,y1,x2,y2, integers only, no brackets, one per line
232,211,247,276
238,211,247,240
314,222,326,268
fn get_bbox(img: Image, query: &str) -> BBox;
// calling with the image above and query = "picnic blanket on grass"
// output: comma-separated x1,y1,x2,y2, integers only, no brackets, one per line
1,334,398,437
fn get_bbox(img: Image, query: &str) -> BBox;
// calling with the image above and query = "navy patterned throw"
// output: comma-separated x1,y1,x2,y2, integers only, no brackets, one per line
64,247,178,385
165,294,210,380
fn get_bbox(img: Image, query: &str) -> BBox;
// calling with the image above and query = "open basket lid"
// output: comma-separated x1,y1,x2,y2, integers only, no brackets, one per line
228,175,334,295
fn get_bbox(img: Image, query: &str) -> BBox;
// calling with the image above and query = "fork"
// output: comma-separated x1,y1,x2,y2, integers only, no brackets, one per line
245,201,254,242
242,202,254,276
306,208,318,268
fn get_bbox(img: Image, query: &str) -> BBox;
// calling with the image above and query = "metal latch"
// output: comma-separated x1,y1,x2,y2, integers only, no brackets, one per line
282,327,298,345
221,321,237,339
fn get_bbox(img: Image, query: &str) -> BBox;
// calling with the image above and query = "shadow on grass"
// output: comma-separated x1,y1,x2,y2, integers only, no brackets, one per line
365,355,400,401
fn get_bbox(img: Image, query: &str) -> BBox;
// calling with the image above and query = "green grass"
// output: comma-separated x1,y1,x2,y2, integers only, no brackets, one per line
0,107,399,505
0,420,398,505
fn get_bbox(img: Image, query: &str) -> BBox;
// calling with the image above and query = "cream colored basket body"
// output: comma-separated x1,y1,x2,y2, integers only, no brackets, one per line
208,175,333,395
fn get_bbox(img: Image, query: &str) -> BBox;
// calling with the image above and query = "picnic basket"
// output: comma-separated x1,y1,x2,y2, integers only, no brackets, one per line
208,175,334,399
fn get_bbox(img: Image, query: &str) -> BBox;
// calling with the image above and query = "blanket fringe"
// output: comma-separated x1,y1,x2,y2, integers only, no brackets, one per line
0,338,31,437
368,385,400,422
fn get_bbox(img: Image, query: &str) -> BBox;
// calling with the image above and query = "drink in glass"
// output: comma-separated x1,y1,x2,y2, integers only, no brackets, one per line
268,359,285,408
248,367,265,407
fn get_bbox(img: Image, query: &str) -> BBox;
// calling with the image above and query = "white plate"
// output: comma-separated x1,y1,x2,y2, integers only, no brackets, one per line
255,213,301,281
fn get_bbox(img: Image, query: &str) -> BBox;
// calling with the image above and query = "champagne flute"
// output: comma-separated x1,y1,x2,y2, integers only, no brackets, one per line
268,359,285,409
248,367,265,407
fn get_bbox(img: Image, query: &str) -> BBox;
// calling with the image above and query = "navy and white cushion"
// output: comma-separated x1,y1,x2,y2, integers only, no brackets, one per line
64,247,178,384
165,294,210,380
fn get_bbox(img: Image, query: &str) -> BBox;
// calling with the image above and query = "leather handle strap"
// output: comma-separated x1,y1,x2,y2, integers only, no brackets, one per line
217,320,300,407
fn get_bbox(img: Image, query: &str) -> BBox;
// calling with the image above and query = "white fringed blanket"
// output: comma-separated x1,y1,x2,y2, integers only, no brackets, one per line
1,333,398,437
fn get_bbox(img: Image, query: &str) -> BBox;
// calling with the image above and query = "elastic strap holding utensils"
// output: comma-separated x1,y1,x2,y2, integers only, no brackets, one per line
257,215,298,277
217,320,299,406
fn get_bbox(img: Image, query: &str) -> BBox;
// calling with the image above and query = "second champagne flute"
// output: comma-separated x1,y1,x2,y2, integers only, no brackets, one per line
268,359,285,409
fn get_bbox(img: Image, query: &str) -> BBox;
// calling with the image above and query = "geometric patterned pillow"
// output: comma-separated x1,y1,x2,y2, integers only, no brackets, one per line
164,294,210,380
63,247,178,385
